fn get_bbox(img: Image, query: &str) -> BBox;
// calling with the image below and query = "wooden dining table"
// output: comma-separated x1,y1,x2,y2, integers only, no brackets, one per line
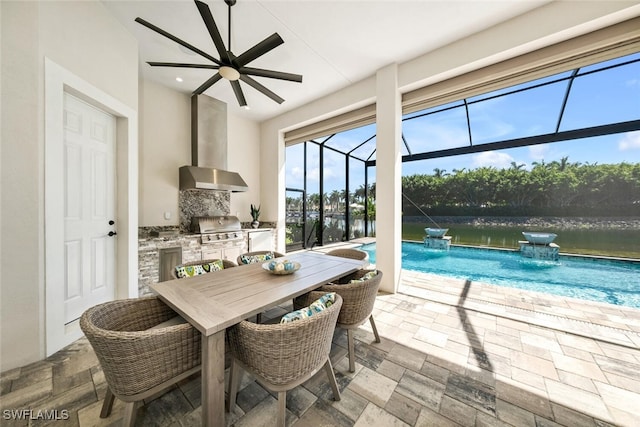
150,250,365,427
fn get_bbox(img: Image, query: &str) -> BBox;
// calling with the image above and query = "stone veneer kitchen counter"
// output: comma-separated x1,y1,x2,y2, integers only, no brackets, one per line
138,234,203,296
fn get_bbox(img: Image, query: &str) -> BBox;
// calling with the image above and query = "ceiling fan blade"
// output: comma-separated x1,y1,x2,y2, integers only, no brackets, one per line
194,0,231,64
230,81,247,107
239,75,284,104
239,66,302,82
193,73,223,95
148,62,219,69
135,17,221,66
233,33,284,68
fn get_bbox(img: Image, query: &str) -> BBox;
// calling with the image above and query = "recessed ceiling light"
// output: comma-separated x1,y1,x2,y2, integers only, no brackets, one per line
176,77,183,82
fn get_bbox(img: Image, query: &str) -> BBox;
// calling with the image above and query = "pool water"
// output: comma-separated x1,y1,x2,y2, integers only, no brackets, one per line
360,242,640,309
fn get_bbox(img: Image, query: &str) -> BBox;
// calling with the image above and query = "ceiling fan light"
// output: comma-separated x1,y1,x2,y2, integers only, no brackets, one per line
219,66,240,81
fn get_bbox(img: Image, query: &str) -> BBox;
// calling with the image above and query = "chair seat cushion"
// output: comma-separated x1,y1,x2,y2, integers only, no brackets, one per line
281,292,336,323
239,251,275,265
148,315,187,330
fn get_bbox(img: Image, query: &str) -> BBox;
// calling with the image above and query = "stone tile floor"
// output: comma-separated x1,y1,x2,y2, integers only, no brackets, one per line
2,268,639,426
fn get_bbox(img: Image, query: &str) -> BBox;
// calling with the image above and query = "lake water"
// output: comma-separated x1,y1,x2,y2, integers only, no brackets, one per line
402,223,640,259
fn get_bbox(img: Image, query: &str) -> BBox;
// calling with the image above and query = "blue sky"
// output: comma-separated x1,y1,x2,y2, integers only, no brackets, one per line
286,52,640,194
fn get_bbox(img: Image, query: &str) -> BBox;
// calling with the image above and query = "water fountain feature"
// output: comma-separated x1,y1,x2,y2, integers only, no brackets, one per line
402,193,453,251
424,228,452,250
519,232,559,260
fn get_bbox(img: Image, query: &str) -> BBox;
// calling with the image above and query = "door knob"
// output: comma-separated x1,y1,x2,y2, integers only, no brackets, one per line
108,220,115,225
108,231,117,237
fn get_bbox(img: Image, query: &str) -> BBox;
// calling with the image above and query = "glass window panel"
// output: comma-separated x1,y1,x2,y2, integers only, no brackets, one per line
401,135,411,156
323,148,346,243
285,143,305,191
324,123,376,154
367,167,377,238
560,60,640,131
348,157,366,239
469,80,568,144
285,189,304,248
402,104,469,152
304,143,320,247
350,135,377,161
305,142,320,211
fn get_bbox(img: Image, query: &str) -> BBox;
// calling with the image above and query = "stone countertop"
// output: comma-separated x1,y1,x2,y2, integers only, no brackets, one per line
138,233,202,251
138,224,274,243
138,232,199,241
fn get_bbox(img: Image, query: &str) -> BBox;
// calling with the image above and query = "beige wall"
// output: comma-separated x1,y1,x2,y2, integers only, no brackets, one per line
0,0,138,372
227,111,262,224
138,80,262,227
139,79,190,226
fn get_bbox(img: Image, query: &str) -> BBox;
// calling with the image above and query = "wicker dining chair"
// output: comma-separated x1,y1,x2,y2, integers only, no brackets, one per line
227,293,343,427
236,250,285,265
80,297,201,427
325,247,369,262
172,258,237,279
294,269,382,372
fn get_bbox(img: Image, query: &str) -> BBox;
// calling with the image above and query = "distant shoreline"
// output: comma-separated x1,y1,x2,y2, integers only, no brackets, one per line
402,216,640,230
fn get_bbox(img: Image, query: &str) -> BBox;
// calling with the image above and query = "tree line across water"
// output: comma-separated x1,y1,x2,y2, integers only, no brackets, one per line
401,158,640,217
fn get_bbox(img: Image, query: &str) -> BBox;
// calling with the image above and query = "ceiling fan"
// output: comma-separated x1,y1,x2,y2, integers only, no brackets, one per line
135,0,302,107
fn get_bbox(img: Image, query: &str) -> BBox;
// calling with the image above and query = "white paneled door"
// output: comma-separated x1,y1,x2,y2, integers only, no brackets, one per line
63,94,116,323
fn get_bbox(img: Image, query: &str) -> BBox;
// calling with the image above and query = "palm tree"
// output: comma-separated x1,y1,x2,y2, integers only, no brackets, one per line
433,168,447,178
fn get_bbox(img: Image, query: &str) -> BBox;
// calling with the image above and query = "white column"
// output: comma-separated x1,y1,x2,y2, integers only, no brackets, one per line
375,64,402,293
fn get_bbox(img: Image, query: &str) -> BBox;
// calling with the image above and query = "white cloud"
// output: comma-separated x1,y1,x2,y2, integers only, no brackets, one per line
471,151,515,169
289,166,304,180
528,144,549,161
307,167,320,182
618,131,640,151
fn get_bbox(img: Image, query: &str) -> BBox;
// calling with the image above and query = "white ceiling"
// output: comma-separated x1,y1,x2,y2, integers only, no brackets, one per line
101,0,550,121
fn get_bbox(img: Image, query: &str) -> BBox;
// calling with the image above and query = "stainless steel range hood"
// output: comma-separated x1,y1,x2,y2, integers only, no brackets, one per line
179,95,248,192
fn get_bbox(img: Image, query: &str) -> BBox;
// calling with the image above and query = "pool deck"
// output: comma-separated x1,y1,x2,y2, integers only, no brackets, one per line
398,269,640,349
2,240,639,426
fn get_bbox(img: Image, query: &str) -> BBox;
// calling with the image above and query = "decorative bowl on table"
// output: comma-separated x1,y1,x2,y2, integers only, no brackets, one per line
262,259,301,275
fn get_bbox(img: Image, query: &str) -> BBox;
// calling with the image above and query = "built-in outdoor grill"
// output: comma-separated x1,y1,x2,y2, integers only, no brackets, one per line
192,215,246,261
191,215,244,244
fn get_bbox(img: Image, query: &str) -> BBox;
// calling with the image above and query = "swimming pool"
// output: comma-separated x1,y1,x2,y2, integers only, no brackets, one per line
360,242,640,309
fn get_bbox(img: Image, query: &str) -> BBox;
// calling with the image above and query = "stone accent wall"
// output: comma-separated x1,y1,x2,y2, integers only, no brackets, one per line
179,189,230,232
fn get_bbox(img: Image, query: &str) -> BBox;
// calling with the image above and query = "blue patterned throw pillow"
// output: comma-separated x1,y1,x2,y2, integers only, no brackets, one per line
281,292,336,323
279,306,314,323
